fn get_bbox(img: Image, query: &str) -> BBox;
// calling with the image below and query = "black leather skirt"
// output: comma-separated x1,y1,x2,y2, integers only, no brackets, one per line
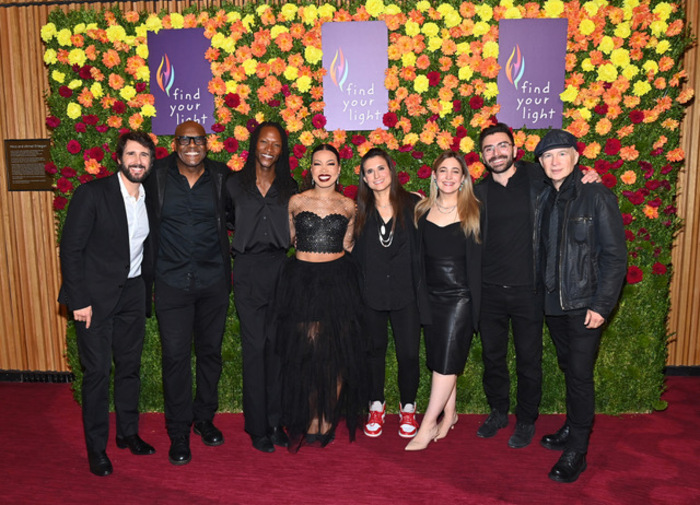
424,256,474,375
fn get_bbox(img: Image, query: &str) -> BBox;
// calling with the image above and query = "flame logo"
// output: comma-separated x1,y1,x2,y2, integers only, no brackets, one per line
505,45,525,90
156,54,175,97
329,48,349,92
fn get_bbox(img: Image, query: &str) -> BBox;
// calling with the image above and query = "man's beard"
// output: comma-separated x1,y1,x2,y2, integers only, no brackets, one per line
119,162,151,183
485,155,514,174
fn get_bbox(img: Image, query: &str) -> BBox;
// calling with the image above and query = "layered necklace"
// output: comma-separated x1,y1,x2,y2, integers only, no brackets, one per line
376,205,395,248
435,199,457,214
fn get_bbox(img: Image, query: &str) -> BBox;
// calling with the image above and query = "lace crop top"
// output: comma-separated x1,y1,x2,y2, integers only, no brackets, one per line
294,211,348,253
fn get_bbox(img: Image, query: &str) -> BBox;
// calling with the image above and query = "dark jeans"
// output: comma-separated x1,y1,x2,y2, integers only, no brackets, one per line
546,312,603,452
480,284,543,423
365,303,421,406
233,251,286,438
76,277,145,453
155,278,229,439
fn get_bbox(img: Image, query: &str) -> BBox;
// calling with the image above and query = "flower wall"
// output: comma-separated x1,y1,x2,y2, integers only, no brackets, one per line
42,0,693,413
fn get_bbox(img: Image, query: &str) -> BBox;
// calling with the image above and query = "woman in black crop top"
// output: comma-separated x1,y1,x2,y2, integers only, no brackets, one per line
274,144,368,451
352,148,430,440
405,151,482,451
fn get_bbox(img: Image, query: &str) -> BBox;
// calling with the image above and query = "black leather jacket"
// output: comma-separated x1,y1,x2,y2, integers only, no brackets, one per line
535,168,627,318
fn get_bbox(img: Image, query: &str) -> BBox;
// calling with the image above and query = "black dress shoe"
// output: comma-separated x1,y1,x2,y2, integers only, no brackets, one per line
251,435,275,453
193,421,224,446
269,426,290,448
88,451,113,477
116,434,156,455
168,435,192,465
508,422,535,449
541,424,571,450
549,449,587,483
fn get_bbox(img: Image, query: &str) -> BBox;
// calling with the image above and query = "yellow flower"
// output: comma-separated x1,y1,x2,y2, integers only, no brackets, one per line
543,0,565,18
596,63,618,83
283,66,299,81
642,60,659,74
579,19,596,36
560,85,579,103
305,46,323,65
141,104,156,117
653,2,673,21
436,3,455,16
610,48,630,68
422,22,439,38
582,1,600,16
243,58,258,76
414,75,429,94
300,5,318,25
318,4,336,19
482,41,499,59
66,102,82,120
296,75,312,93
68,79,82,90
280,4,298,21
614,22,631,39
384,4,401,15
51,70,65,83
650,20,668,37
242,14,256,30
211,33,225,49
299,131,315,146
427,37,443,53
271,26,289,39
256,4,272,16
40,23,57,42
455,43,470,56
145,15,163,33
460,136,475,153
577,107,592,120
503,7,522,19
581,58,595,72
656,40,671,54
135,25,149,38
473,21,490,37
444,11,462,29
402,20,419,37
484,82,499,99
56,29,72,46
170,13,185,29
365,0,385,17
404,133,419,145
415,1,431,12
632,81,652,96
458,65,474,81
622,65,640,80
90,82,103,99
221,38,236,55
135,66,150,81
402,52,417,67
44,49,58,65
120,85,137,101
598,36,615,54
68,48,87,66
135,44,149,59
476,4,493,21
226,11,242,23
225,81,237,94
106,25,127,43
439,100,453,118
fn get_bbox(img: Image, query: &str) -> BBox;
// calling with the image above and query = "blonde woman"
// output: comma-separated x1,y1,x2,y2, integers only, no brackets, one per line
406,151,482,451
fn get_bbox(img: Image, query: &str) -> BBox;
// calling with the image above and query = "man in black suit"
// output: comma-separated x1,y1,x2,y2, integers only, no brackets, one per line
145,120,231,465
59,131,157,477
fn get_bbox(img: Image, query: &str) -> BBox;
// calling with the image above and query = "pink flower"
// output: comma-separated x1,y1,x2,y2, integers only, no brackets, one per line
53,196,68,210
652,262,667,275
56,177,73,194
311,114,327,129
46,116,61,129
212,123,225,133
417,164,432,179
155,147,169,159
58,86,73,98
343,184,358,200
67,140,82,154
223,137,239,153
398,171,410,185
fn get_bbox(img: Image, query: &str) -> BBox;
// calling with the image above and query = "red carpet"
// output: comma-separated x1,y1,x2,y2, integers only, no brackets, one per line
1,377,698,504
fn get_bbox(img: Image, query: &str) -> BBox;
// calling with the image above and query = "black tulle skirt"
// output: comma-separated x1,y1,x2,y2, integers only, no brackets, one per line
274,254,368,451
424,256,474,375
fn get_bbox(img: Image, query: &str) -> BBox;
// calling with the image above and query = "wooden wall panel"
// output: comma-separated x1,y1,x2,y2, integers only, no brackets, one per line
0,0,699,372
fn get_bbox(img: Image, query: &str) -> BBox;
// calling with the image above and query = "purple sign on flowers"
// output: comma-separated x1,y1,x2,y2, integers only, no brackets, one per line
496,19,568,129
148,28,215,134
322,21,389,132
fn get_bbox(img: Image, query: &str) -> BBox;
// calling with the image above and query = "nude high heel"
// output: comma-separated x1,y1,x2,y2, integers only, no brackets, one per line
434,414,459,441
405,424,439,451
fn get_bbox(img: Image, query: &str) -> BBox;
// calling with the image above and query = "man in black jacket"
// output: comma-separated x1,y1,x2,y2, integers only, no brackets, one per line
535,129,627,483
59,131,157,476
145,120,231,465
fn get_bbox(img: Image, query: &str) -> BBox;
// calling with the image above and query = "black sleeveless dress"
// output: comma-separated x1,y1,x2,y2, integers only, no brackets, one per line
275,210,368,451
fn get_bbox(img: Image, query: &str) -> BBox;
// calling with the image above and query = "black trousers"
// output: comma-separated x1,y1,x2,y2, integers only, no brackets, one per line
155,278,229,439
233,252,286,438
365,303,421,406
546,313,602,452
76,277,146,453
480,284,543,423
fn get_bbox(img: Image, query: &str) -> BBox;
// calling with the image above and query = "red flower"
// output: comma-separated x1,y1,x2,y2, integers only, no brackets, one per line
625,230,635,241
46,116,60,129
79,174,94,184
289,157,298,171
604,138,621,156
383,112,398,128
469,96,484,110
86,147,105,162
417,164,432,179
621,213,633,226
53,196,68,210
594,159,610,173
75,122,86,133
601,173,617,188
281,85,291,97
223,137,239,153
44,162,58,175
155,147,169,159
464,152,479,165
58,86,73,98
96,124,108,133
411,151,424,160
663,205,677,215
343,184,358,200
66,140,82,154
453,99,462,113
269,99,280,107
652,262,667,275
351,135,366,146
311,114,327,129
212,123,225,133
398,144,413,152
246,119,259,132
629,110,644,124
293,144,306,159
135,82,147,93
660,164,674,175
61,167,77,178
455,126,468,139
397,171,410,185
112,101,126,114
427,71,441,87
82,114,99,125
594,104,608,115
339,145,354,159
626,265,643,284
623,190,644,205
224,93,240,108
78,65,93,80
645,180,661,191
56,176,73,194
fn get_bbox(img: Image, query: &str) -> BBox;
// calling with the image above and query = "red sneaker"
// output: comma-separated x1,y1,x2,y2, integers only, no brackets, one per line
399,403,419,438
363,401,386,437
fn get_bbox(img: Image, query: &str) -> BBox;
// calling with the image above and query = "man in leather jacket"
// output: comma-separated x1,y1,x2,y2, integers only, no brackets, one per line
535,129,627,483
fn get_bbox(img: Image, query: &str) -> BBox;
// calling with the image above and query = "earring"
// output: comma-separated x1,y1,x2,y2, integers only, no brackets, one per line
459,181,464,191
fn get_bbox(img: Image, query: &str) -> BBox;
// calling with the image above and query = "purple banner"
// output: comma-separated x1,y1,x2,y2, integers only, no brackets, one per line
496,19,568,129
322,21,389,132
148,28,215,134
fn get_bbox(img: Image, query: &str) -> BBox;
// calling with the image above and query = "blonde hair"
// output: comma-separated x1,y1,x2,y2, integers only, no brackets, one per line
414,151,481,243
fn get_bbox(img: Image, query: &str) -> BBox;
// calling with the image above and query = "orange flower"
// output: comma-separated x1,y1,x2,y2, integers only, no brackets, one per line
227,155,245,172
208,77,227,96
85,158,101,175
217,107,232,125
436,131,453,150
677,88,695,104
623,95,641,108
234,125,249,142
184,13,198,28
643,205,659,219
129,113,143,130
285,94,303,111
90,67,104,81
236,84,251,99
666,148,685,162
662,118,679,130
208,135,223,153
287,117,303,133
583,142,601,160
619,146,639,161
275,32,293,52
439,57,453,72
205,47,220,62
108,73,125,90
658,56,674,72
255,62,271,80
524,134,541,153
468,162,485,180
653,136,668,150
125,56,146,78
595,118,612,136
289,23,305,39
567,120,590,138
332,129,347,145
334,9,352,22
620,170,637,185
124,11,139,23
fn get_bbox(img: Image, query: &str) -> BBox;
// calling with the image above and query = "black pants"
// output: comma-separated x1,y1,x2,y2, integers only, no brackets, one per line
155,278,229,439
76,277,145,453
233,252,286,438
480,284,543,423
546,313,602,452
365,303,421,406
